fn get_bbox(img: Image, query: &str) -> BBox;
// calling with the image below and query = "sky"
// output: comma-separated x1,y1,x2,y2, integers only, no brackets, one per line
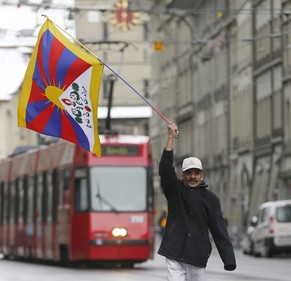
0,0,74,100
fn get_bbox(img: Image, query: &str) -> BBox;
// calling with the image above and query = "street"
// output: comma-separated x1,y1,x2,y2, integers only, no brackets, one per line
207,246,291,281
0,236,290,281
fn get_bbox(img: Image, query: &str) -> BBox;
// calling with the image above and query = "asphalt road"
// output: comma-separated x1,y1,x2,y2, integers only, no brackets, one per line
0,236,290,281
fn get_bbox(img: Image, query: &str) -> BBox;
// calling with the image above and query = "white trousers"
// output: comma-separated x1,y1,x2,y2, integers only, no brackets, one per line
166,258,205,281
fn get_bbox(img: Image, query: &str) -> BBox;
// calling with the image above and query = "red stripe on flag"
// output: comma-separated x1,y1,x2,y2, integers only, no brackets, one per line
27,103,54,133
49,38,65,86
37,36,49,87
63,57,91,88
61,112,78,144
28,81,47,103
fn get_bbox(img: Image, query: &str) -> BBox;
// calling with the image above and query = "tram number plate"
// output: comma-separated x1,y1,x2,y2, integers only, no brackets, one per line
130,215,145,223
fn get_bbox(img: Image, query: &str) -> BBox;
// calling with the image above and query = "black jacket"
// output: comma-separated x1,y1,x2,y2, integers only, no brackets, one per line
158,150,236,270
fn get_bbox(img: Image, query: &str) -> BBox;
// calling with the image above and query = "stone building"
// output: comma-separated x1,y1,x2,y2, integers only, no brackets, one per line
0,0,152,159
0,89,38,159
74,0,152,135
129,0,291,243
2,0,291,243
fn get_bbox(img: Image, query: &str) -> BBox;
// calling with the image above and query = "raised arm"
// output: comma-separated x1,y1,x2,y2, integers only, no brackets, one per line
165,122,178,151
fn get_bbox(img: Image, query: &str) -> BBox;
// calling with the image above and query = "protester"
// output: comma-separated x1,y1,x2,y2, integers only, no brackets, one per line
158,121,236,281
158,207,168,237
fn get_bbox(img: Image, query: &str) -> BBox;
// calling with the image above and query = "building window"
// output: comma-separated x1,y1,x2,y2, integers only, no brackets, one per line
144,79,149,98
103,22,108,41
143,22,149,41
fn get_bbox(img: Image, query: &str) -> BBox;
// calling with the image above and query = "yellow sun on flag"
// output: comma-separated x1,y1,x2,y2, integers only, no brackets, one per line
45,85,65,110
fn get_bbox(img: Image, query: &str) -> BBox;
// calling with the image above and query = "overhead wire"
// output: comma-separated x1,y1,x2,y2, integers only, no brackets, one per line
1,1,289,101
0,1,287,15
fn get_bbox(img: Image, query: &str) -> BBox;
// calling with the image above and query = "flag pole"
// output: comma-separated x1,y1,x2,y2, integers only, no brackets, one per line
97,58,172,124
43,15,172,125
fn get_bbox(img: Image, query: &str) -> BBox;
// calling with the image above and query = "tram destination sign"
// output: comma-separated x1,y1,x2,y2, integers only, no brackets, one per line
101,145,139,156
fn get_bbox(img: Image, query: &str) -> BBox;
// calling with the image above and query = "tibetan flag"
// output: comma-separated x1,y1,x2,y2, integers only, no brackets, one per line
18,19,104,157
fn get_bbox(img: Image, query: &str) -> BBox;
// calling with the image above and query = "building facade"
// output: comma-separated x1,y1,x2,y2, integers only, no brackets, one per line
74,0,152,135
136,0,291,243
3,0,291,244
0,90,38,159
0,0,152,159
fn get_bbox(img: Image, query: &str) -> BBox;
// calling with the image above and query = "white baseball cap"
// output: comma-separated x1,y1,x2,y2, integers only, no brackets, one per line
182,157,203,172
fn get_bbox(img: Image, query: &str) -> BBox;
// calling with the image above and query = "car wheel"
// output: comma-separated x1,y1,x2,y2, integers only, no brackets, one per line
253,242,260,257
265,239,274,258
250,241,255,256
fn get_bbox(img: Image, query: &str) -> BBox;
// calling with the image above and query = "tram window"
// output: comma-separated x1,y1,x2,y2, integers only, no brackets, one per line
9,183,15,224
58,169,71,207
90,167,147,212
74,178,89,212
33,176,38,223
147,167,154,212
36,174,43,221
23,176,28,224
63,169,71,191
15,179,19,223
42,171,48,222
19,179,24,222
6,183,10,222
52,169,59,221
16,178,25,223
46,171,53,221
3,183,8,223
27,176,34,222
58,171,64,207
74,169,89,212
0,182,4,224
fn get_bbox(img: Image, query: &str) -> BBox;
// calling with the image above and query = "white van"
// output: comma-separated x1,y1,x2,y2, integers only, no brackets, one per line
251,200,291,257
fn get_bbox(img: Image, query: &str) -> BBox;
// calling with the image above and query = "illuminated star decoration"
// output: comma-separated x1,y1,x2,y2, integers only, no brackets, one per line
110,0,140,31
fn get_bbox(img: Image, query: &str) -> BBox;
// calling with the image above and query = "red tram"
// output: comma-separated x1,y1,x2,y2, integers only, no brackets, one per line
0,135,155,266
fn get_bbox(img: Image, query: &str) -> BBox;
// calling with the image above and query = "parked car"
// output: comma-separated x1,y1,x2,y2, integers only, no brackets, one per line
251,200,291,257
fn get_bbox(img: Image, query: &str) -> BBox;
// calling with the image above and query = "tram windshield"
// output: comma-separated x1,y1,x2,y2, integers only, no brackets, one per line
90,167,147,212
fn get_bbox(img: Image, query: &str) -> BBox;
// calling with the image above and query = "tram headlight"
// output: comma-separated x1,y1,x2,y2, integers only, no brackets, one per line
112,227,127,237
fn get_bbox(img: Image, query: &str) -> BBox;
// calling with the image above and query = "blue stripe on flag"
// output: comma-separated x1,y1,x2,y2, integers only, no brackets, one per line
66,113,90,151
26,100,51,124
56,48,78,88
42,30,54,85
43,107,62,137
